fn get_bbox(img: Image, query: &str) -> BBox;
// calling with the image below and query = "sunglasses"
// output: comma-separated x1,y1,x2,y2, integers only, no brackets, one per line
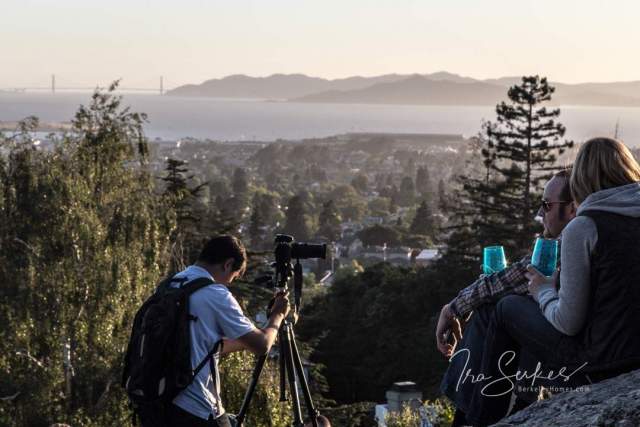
540,200,572,212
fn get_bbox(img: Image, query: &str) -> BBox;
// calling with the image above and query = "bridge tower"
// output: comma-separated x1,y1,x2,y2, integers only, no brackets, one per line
160,76,164,95
51,74,56,94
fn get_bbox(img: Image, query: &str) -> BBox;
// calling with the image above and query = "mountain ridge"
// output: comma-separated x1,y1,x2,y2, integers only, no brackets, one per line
167,72,640,106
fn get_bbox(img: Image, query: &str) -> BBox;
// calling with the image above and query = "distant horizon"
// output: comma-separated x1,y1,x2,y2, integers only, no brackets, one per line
177,71,640,85
4,71,640,93
4,0,640,88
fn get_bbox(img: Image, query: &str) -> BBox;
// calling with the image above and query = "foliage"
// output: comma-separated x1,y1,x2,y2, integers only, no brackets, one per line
445,76,573,261
317,200,342,242
385,399,454,427
0,86,295,426
298,263,458,404
357,225,402,247
282,193,314,241
162,157,207,270
410,200,434,237
415,166,432,199
0,84,172,426
398,177,416,207
219,353,292,426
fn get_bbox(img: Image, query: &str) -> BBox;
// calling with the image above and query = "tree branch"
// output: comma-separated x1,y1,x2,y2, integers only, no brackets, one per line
0,392,20,402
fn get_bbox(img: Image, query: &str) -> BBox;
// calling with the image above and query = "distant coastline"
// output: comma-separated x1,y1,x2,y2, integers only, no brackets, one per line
0,120,72,132
166,72,640,108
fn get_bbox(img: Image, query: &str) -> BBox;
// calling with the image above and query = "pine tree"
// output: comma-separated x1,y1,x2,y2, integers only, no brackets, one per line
161,158,207,269
446,76,573,261
318,200,342,242
437,179,447,212
410,200,434,237
398,176,415,207
282,194,312,241
248,197,266,250
415,166,432,198
232,167,249,195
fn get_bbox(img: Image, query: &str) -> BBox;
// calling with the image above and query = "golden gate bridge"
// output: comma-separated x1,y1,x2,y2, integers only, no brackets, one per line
1,75,172,95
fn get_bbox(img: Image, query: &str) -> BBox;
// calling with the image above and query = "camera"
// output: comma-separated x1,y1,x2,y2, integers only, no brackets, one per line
275,234,327,261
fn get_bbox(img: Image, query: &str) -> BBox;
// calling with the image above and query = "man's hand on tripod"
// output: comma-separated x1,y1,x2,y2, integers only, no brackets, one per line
270,291,291,318
234,292,291,356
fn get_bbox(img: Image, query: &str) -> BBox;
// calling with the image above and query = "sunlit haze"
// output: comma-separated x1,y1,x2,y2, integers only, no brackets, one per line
2,0,640,90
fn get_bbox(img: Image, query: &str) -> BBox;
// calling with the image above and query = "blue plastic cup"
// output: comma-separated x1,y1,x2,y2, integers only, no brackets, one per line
531,237,558,277
483,246,507,275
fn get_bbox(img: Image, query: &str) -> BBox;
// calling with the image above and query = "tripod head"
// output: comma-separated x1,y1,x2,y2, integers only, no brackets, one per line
256,234,327,313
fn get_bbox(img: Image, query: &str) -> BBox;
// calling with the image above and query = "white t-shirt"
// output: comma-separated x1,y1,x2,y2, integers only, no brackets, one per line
171,265,256,420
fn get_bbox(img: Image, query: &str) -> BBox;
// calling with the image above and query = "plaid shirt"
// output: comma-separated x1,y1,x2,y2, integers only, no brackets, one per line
449,256,532,318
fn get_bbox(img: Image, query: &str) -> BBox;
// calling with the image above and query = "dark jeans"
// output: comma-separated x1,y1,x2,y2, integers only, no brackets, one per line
466,295,588,426
165,404,232,427
440,303,496,415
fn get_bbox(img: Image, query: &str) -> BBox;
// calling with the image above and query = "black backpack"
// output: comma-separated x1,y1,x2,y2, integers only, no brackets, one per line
122,275,221,426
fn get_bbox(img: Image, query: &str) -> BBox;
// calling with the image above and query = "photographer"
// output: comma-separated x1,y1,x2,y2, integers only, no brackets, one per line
168,235,290,427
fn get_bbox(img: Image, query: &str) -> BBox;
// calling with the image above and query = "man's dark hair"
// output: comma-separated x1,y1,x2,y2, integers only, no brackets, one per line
554,167,573,202
198,235,247,275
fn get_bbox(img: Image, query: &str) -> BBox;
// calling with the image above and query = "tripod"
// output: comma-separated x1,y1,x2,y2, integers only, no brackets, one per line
234,259,324,427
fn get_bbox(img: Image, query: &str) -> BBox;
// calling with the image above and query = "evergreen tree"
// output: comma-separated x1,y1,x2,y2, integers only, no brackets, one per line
488,76,572,245
446,76,573,261
247,192,281,250
232,167,249,195
437,179,448,212
415,166,432,198
248,195,266,250
398,176,415,207
282,194,312,241
410,200,434,237
318,200,342,242
161,158,206,268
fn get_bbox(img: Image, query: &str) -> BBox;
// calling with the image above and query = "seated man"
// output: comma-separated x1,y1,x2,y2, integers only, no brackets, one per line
436,169,576,427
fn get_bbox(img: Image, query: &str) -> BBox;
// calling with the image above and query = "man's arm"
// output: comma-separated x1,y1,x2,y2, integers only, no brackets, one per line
231,312,285,355
223,292,290,356
436,256,530,357
449,255,531,318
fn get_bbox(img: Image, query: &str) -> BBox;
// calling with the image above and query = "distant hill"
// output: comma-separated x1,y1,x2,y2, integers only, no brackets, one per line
168,72,640,106
165,71,475,99
292,75,507,105
166,73,409,99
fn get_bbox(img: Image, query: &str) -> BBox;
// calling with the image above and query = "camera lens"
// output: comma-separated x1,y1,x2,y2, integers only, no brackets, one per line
290,243,327,260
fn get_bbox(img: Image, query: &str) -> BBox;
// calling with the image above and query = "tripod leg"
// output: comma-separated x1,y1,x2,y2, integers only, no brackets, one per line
279,328,287,402
289,328,320,427
235,354,268,427
282,323,305,427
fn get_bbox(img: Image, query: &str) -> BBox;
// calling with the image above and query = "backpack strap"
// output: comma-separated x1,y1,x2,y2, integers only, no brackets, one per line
193,339,222,377
179,277,215,295
180,276,220,377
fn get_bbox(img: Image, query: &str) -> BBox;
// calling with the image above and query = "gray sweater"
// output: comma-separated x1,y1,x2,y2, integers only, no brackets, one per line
535,183,640,336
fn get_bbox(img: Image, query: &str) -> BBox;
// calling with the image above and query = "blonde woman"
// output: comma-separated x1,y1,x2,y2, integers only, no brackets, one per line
467,137,640,426
527,137,640,370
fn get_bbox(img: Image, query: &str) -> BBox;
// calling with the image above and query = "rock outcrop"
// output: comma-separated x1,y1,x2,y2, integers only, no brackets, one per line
492,369,640,427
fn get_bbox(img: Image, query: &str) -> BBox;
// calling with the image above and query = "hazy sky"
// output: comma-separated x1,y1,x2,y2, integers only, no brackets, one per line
2,0,639,89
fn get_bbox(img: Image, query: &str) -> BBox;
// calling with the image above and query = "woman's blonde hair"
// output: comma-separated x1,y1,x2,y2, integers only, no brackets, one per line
570,137,640,204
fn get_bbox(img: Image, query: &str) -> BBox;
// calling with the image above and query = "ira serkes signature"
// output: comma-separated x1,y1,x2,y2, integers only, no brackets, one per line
452,348,588,397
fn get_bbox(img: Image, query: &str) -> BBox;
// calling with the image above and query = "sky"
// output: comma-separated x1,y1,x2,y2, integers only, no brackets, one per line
2,0,640,90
